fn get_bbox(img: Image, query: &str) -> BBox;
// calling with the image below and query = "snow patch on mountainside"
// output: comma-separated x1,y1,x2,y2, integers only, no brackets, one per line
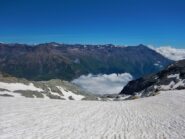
0,82,51,99
167,74,180,79
158,75,185,91
47,87,61,97
0,91,22,97
57,86,85,100
153,61,163,68
72,73,133,95
0,81,86,100
0,82,43,92
149,46,185,61
0,90,185,139
135,77,185,97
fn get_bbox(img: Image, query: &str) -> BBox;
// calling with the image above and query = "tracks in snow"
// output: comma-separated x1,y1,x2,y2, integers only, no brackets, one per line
0,90,185,139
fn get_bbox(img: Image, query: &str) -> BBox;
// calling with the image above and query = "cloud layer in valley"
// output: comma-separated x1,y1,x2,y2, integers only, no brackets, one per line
72,73,133,95
149,45,185,61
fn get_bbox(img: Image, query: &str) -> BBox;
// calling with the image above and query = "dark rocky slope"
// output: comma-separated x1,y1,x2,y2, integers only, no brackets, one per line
0,43,172,81
120,60,185,97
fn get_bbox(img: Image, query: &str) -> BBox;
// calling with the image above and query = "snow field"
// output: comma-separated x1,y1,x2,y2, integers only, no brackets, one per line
0,90,185,139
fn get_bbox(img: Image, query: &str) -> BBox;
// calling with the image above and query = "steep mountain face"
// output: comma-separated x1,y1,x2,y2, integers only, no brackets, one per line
0,72,97,100
120,60,185,97
0,43,172,81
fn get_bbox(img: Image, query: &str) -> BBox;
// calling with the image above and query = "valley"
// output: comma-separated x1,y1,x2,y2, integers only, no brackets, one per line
0,44,185,139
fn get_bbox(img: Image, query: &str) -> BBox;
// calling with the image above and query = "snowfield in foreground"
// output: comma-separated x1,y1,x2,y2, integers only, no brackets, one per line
0,90,185,139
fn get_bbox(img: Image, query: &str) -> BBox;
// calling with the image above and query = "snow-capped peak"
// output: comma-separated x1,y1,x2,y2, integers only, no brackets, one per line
149,46,185,61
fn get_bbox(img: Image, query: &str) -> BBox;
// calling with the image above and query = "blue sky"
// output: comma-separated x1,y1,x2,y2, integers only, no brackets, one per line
0,0,185,48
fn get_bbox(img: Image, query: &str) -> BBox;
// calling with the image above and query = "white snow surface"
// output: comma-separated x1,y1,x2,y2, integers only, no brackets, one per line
160,81,176,90
47,87,61,97
0,82,85,100
0,82,43,92
72,73,133,95
167,74,180,79
0,91,22,97
0,90,185,139
57,86,85,100
159,78,185,91
153,61,163,68
0,82,46,98
150,46,185,61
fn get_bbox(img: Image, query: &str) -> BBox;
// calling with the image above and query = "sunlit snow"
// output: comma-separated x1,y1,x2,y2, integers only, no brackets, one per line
0,90,185,139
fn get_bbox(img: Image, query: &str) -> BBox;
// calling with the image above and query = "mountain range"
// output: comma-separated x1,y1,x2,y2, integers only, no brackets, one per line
0,43,172,81
0,43,185,100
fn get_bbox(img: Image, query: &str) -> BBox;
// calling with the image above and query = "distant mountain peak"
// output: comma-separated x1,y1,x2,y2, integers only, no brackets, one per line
138,44,146,47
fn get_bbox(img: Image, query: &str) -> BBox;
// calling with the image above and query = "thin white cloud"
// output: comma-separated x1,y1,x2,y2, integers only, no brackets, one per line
72,73,133,95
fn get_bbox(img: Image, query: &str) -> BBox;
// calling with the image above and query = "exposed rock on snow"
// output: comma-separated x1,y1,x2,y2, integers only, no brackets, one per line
57,86,85,100
120,59,185,97
0,82,43,92
0,73,96,100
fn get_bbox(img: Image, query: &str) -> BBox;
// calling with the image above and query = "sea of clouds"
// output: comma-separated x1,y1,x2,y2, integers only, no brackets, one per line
148,45,185,61
72,73,133,95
